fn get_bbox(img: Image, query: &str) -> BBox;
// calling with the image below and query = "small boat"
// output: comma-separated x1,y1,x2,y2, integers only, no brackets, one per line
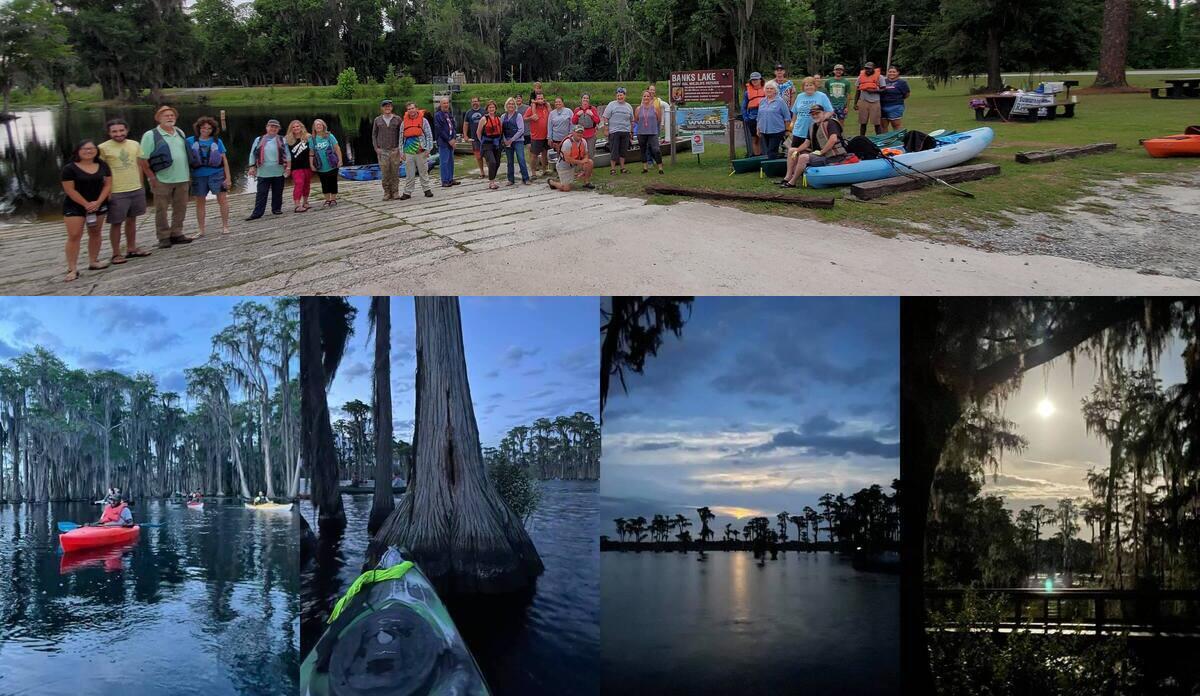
804,127,994,188
300,547,490,695
760,158,791,178
186,501,204,510
338,153,441,181
59,524,140,552
245,501,294,513
1142,134,1200,158
731,154,769,173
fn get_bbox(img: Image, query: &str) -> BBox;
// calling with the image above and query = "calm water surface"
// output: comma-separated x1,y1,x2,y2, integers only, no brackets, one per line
301,479,599,696
0,500,299,696
601,550,899,695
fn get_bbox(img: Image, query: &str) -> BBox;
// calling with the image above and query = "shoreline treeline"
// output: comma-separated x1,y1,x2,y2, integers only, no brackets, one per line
484,414,600,481
604,482,899,553
0,299,300,503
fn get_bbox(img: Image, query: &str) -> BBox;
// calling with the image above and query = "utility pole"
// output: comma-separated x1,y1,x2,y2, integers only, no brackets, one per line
885,14,896,70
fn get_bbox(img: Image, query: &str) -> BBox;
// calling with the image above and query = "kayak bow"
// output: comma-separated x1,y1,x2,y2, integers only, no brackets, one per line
59,524,140,552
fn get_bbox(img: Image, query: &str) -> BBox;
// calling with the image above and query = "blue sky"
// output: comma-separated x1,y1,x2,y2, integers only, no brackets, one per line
0,297,281,401
601,297,900,534
328,297,599,447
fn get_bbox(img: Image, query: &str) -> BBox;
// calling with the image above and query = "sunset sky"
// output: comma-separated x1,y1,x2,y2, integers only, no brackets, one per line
601,297,899,534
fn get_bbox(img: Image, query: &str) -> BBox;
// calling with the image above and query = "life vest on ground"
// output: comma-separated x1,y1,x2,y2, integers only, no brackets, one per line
857,69,881,92
254,135,287,167
745,82,766,111
188,139,223,169
402,110,426,138
482,115,502,138
99,502,127,524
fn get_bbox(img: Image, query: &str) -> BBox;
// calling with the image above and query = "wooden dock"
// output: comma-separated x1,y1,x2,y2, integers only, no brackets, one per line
0,175,647,295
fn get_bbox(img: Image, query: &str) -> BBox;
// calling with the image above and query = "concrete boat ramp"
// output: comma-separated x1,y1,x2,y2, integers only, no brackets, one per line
0,176,1195,295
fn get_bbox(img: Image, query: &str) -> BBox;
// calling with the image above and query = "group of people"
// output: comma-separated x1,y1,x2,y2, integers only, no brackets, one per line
60,105,344,283
741,62,910,157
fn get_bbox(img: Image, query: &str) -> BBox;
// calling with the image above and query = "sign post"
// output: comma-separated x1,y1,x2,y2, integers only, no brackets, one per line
691,133,705,166
670,69,735,166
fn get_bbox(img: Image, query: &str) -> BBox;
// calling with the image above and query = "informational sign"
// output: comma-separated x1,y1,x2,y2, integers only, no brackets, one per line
691,133,705,154
674,107,729,135
1010,92,1054,115
670,70,735,105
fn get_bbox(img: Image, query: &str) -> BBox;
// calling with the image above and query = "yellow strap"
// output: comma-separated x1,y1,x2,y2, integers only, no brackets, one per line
327,561,414,624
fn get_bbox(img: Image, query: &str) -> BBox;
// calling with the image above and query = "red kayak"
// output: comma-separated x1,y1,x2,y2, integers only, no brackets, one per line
59,524,140,552
59,539,137,574
187,501,204,509
1143,134,1200,157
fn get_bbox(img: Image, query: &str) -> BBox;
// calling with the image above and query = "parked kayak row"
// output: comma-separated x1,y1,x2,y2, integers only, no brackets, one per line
338,153,441,181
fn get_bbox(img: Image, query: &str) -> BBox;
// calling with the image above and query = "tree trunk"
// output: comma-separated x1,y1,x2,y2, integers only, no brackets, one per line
300,298,344,524
1094,0,1131,88
369,297,395,536
986,26,1003,92
369,297,543,594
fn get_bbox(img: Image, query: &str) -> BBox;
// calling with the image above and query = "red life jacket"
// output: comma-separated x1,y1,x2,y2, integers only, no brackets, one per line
482,115,503,137
403,110,426,138
857,69,881,92
745,82,766,110
99,502,127,524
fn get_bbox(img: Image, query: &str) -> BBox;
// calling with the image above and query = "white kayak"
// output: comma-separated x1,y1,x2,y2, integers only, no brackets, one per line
245,502,293,513
805,127,995,188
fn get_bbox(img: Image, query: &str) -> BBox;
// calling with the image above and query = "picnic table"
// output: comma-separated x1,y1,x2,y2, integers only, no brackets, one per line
1150,79,1200,99
973,93,1076,122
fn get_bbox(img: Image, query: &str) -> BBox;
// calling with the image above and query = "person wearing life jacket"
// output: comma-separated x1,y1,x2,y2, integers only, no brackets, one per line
779,101,848,188
186,115,231,238
549,125,594,192
853,61,884,136
397,101,434,201
476,99,504,190
571,94,603,164
137,105,193,249
253,491,268,506
98,497,133,527
245,119,292,220
741,72,766,156
500,97,531,186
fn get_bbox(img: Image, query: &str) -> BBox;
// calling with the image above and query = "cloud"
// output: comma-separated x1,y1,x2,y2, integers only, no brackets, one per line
159,370,188,393
800,413,840,435
631,440,681,451
75,348,135,370
501,346,540,367
341,361,371,381
744,430,899,459
94,299,169,333
984,472,1091,503
0,337,18,359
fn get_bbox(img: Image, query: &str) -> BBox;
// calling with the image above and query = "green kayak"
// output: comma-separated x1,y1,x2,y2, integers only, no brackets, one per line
760,158,789,178
730,155,768,173
301,547,491,696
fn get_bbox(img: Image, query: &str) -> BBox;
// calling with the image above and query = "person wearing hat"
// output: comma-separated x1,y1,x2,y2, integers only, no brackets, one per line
245,119,292,220
549,125,594,192
601,87,635,175
773,63,796,109
137,105,193,248
371,99,403,200
778,101,847,188
741,71,766,157
824,64,853,123
853,61,883,136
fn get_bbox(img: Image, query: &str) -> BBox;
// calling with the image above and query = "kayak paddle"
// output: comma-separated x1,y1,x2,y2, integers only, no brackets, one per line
58,521,162,532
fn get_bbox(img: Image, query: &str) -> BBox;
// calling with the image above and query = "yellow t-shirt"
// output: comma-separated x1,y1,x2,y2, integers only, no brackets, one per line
98,139,144,194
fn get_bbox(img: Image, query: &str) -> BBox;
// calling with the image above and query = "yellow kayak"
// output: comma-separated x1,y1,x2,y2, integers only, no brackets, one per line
245,502,293,513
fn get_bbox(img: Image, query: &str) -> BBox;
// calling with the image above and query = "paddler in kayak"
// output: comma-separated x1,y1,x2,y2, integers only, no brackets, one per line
778,102,847,189
189,490,202,503
97,496,134,527
252,491,269,505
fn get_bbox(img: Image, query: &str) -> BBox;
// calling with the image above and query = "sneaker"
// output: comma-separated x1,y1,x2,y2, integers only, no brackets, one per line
244,215,261,222
449,180,461,186
168,235,193,244
399,193,411,201
271,210,283,215
424,190,433,198
157,239,172,249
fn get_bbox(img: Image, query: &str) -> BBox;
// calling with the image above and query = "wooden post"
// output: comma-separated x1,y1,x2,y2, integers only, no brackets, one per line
886,15,896,70
727,98,736,164
670,103,677,166
219,110,227,132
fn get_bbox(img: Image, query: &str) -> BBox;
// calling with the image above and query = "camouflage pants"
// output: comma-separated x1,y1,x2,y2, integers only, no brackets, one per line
380,149,400,198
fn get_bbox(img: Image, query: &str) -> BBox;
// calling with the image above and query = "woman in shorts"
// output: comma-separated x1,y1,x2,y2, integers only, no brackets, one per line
61,139,113,281
186,116,231,236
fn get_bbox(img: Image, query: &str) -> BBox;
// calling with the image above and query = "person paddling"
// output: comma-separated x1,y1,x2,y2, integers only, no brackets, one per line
98,496,133,527
253,491,268,505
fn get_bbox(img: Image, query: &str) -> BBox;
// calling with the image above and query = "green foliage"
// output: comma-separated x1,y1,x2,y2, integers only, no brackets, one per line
488,459,541,524
383,65,403,98
0,0,73,110
928,593,1142,695
333,67,360,100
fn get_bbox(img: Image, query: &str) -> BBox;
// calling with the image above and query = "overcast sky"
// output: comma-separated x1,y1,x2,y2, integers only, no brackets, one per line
601,297,899,535
0,296,274,403
983,334,1188,536
327,297,598,447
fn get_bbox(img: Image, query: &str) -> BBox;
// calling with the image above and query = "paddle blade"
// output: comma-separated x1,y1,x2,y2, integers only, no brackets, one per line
57,521,80,533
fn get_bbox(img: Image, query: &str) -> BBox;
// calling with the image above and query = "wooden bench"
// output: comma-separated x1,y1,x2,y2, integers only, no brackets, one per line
1150,88,1162,99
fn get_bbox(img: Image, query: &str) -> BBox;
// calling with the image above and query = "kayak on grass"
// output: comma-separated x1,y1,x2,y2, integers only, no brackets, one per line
59,524,140,553
300,547,491,696
245,502,293,513
1143,134,1200,158
804,127,994,188
338,153,441,181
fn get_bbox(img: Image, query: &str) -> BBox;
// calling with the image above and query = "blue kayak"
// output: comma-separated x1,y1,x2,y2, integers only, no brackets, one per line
339,153,440,181
804,127,994,188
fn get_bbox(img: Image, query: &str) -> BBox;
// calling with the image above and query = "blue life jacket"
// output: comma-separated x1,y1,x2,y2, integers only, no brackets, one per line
187,138,224,169
501,113,520,140
147,129,177,172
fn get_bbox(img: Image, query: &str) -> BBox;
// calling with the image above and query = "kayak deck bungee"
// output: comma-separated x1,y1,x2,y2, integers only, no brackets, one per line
245,502,293,512
301,547,491,696
59,524,140,552
804,127,994,188
1142,134,1200,158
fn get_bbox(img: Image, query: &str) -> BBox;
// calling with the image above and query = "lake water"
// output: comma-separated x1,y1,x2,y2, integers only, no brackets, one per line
0,500,299,696
0,102,473,222
300,479,599,696
601,550,899,695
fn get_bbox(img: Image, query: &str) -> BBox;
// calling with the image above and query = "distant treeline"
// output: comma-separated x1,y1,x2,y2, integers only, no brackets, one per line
332,398,412,486
483,413,600,481
606,482,900,552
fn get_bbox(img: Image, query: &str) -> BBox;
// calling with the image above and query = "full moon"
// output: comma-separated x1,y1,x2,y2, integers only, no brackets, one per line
1037,398,1056,418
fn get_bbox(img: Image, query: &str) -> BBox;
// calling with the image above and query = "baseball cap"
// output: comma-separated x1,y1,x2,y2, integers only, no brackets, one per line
380,98,393,106
616,87,626,94
573,124,585,133
864,62,876,69
834,64,845,70
809,102,825,112
266,119,280,127
749,71,763,81
774,63,785,70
